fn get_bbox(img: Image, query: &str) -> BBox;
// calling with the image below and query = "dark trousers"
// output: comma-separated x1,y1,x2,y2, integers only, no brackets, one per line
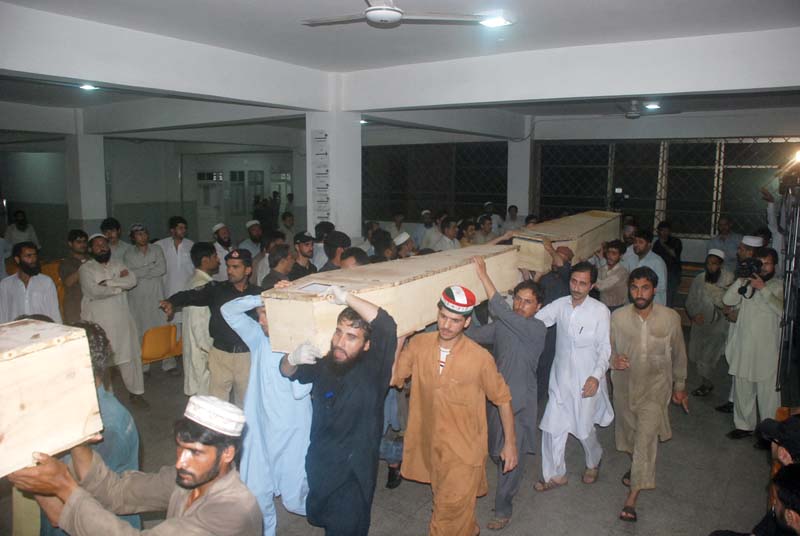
491,415,528,518
537,326,557,400
307,473,372,536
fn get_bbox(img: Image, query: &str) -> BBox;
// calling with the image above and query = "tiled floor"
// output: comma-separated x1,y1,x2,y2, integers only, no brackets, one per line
1,356,773,535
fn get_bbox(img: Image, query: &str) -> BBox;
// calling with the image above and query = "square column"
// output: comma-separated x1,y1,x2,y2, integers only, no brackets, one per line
507,116,533,216
305,111,362,238
64,133,107,232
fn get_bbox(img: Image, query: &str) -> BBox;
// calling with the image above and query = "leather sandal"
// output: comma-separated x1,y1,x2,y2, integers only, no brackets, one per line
486,517,511,530
534,479,568,492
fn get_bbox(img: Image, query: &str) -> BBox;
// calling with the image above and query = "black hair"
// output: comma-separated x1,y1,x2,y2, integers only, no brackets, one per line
174,417,241,456
261,230,286,252
69,321,112,378
12,241,37,259
508,205,518,212
15,314,54,323
755,226,773,244
629,266,659,288
337,307,372,342
524,214,538,225
281,211,293,221
605,239,627,255
268,243,291,269
513,280,544,303
100,217,121,232
67,229,89,242
13,209,25,218
570,261,598,284
774,464,800,514
440,217,458,233
633,227,653,243
656,220,671,230
478,214,492,227
372,232,394,257
168,216,188,229
755,247,779,265
341,247,370,266
314,221,335,241
190,242,217,269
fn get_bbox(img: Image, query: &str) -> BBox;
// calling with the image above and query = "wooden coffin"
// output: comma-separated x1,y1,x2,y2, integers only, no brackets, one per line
263,245,519,353
513,210,621,272
0,320,102,478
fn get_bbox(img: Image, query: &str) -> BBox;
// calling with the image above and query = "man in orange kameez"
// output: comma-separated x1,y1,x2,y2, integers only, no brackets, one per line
392,285,518,536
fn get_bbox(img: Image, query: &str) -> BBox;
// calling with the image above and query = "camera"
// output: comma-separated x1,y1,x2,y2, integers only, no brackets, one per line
735,258,763,279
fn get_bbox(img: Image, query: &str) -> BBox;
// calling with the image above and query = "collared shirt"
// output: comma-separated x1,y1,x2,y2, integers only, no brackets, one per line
288,260,317,281
238,238,261,258
5,224,39,247
626,250,669,305
155,236,195,297
539,262,571,306
292,309,397,500
595,261,629,307
260,270,288,290
707,232,743,272
59,452,261,536
213,242,234,282
432,235,460,252
168,280,263,353
109,241,133,265
0,237,11,280
0,272,61,323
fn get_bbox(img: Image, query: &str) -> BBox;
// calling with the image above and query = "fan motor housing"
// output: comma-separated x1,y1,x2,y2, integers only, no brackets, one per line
365,6,403,24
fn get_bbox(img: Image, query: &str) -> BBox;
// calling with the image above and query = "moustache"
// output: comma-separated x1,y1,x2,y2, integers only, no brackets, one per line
176,469,194,479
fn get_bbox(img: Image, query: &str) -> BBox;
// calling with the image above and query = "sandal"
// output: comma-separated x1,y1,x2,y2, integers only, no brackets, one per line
691,384,714,397
534,479,568,492
619,505,637,522
583,463,600,484
621,470,631,487
486,517,510,531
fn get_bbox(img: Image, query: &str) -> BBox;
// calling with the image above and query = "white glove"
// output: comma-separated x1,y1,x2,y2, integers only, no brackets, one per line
325,285,349,306
287,341,323,367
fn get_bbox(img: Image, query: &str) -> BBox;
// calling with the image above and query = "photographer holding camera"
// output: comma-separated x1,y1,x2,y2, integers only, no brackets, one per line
722,246,784,440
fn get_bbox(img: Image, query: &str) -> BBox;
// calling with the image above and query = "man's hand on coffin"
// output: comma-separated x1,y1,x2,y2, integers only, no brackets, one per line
325,285,349,306
472,256,488,278
273,280,292,290
8,453,77,502
288,341,323,366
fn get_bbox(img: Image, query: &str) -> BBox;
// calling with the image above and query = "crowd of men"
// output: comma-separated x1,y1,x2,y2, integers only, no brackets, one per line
2,186,797,535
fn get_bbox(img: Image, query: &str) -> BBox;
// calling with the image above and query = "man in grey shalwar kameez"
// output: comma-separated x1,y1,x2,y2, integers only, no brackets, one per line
467,257,546,531
684,248,734,396
124,224,168,343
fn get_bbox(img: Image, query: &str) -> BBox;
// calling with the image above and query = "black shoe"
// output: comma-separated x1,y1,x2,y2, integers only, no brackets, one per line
166,368,181,377
692,384,714,397
726,429,753,440
386,466,402,489
129,394,151,410
754,435,771,450
715,402,734,414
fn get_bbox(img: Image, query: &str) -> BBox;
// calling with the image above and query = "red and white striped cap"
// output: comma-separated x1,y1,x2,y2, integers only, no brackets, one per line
439,285,477,315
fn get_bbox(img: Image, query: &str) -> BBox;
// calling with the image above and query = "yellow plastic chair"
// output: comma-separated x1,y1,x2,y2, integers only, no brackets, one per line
141,325,182,364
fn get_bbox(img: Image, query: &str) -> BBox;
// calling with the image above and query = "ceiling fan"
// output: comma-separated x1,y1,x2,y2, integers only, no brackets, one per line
302,0,486,27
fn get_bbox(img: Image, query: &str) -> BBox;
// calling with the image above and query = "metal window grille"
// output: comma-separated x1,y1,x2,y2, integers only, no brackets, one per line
362,142,507,221
537,137,800,236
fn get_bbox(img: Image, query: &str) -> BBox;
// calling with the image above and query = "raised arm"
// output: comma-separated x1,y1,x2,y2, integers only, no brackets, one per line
221,294,264,350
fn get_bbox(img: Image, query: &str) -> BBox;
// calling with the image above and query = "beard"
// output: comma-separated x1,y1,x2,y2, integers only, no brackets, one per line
19,262,41,276
325,347,362,376
217,237,232,249
705,269,721,283
175,455,222,490
91,251,112,264
633,295,655,310
761,271,775,283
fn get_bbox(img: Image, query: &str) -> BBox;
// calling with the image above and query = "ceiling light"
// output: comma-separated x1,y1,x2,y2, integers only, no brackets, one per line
360,120,368,125
644,102,661,110
79,84,98,91
480,16,512,28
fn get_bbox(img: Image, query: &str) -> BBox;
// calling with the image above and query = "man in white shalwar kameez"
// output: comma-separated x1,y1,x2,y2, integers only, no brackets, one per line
183,242,218,396
222,292,312,536
80,234,148,408
212,223,234,282
534,261,613,490
123,224,168,354
0,241,61,323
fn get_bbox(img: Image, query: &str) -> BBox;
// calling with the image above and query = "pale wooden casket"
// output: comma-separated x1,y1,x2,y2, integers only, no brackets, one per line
513,210,621,272
0,320,102,478
263,245,519,353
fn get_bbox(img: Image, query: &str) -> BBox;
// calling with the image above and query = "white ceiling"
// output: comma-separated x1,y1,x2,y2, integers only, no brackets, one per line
6,0,800,72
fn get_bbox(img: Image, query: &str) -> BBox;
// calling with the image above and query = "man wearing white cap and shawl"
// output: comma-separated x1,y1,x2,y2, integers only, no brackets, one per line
394,231,416,258
723,245,784,440
392,285,517,536
412,209,433,249
685,248,735,397
80,233,148,408
212,223,234,282
239,220,263,258
9,395,262,535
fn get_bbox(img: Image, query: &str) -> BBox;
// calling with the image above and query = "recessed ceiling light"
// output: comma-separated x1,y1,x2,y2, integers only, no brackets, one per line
644,102,661,110
79,84,99,91
360,120,368,125
480,16,512,28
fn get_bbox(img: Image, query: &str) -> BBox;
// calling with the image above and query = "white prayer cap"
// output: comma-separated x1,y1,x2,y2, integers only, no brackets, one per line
420,209,432,216
88,233,106,243
741,235,764,248
184,395,245,437
483,201,493,207
707,248,726,260
393,232,411,246
212,222,227,233
245,220,260,229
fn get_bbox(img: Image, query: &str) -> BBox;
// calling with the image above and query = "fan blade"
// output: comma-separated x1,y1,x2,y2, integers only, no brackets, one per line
366,0,396,6
401,12,483,23
303,13,367,26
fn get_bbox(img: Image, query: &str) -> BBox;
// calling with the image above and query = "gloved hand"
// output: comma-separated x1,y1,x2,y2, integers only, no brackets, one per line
325,285,349,306
287,341,323,367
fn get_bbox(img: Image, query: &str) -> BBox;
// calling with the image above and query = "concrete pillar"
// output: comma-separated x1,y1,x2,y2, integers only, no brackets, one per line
292,148,307,232
64,132,107,233
507,116,533,215
305,111,362,238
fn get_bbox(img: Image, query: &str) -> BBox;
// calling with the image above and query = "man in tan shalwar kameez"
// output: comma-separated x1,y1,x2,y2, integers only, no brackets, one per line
392,285,518,536
610,266,688,523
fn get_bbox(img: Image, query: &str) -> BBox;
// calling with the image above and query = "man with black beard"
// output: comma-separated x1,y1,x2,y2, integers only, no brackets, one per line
280,286,398,536
0,241,61,323
212,223,234,282
79,234,147,408
4,209,40,247
8,395,262,535
610,266,688,522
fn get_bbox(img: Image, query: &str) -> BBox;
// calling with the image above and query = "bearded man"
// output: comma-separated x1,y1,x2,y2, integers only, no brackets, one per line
0,241,61,323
